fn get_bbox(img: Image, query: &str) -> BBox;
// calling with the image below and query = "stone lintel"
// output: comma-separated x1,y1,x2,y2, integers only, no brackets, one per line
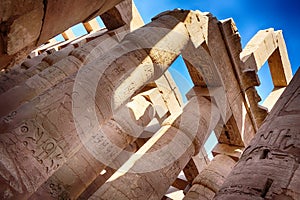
211,143,244,162
83,18,101,33
61,28,76,41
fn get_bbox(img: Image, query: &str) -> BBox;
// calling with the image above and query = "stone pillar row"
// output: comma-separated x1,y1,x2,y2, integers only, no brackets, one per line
89,96,220,199
0,0,125,70
0,53,47,94
0,10,200,199
0,45,75,95
0,31,121,118
0,0,145,114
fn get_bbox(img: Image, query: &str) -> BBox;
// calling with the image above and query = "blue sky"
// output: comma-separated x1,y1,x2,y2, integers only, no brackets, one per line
134,0,300,102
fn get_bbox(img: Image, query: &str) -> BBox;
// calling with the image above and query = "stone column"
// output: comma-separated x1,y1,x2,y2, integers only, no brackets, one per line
214,69,300,199
0,11,194,199
89,96,220,200
184,154,236,200
0,46,74,94
0,33,119,117
28,92,159,199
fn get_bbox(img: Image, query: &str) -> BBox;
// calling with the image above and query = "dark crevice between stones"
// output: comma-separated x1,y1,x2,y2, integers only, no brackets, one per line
0,17,17,54
260,149,270,159
224,130,230,140
36,0,48,46
261,178,273,198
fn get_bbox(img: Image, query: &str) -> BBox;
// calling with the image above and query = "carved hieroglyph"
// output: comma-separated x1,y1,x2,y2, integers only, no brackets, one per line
0,10,201,199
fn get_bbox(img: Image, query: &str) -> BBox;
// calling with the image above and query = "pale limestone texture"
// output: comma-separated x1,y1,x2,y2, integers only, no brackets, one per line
184,154,236,200
0,0,124,69
89,96,220,200
215,69,300,200
0,1,297,200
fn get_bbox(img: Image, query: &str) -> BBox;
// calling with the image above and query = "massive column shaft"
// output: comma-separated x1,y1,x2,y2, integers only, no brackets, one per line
215,69,300,199
0,33,119,117
89,96,220,199
184,154,236,200
0,11,192,199
28,93,160,199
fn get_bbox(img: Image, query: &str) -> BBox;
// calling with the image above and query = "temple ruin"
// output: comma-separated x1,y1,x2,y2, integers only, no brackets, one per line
0,0,299,199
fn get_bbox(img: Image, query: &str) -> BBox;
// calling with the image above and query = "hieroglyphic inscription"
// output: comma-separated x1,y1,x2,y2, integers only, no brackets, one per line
241,128,300,165
3,111,17,123
47,179,71,200
12,120,66,174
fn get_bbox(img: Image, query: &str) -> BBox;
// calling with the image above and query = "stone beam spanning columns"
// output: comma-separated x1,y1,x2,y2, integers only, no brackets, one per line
241,29,292,83
61,28,76,41
215,69,300,200
100,0,144,31
83,18,101,33
240,28,293,124
183,154,236,200
0,10,203,199
181,13,257,146
89,96,220,200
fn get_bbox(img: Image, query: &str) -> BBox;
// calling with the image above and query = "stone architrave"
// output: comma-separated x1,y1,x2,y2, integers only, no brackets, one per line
100,0,144,31
83,18,101,33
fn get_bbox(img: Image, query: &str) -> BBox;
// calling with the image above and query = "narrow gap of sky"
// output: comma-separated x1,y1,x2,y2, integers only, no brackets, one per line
71,23,88,37
168,56,193,103
256,62,273,105
95,16,106,28
54,34,65,42
204,131,218,160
